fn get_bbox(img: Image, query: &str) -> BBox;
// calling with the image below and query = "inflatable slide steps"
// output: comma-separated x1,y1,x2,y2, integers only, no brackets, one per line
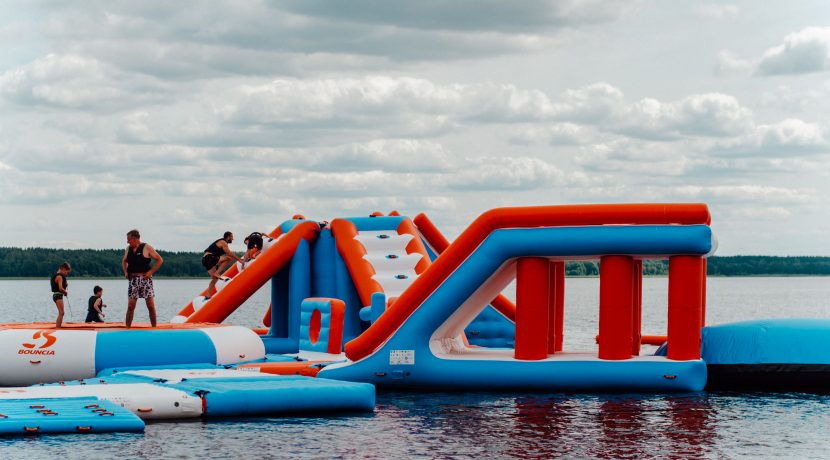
354,230,423,298
0,368,374,420
331,217,430,324
0,397,144,436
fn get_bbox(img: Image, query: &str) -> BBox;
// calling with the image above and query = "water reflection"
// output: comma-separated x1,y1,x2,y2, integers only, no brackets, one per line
368,392,720,459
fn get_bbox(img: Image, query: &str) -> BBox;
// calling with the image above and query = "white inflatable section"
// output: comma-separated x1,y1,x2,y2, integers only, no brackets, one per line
0,329,97,386
0,383,202,419
354,230,422,299
430,260,516,357
170,315,187,324
201,326,266,364
214,276,232,293
191,295,208,312
122,368,272,384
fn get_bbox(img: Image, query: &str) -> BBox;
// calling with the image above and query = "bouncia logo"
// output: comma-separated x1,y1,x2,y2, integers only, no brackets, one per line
19,330,57,355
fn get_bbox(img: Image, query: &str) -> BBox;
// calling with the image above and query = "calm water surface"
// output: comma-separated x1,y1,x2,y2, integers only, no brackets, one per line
1,277,829,458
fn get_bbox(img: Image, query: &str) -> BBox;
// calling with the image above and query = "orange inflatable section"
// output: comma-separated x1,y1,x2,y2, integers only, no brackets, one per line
236,360,329,377
330,219,383,307
396,218,431,275
413,213,517,322
185,221,320,324
174,227,285,320
345,204,711,362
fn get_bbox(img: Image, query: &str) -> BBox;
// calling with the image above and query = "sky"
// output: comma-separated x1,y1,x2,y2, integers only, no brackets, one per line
1,1,829,255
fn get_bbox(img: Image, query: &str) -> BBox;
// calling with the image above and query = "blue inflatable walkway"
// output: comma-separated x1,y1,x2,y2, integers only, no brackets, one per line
0,397,144,435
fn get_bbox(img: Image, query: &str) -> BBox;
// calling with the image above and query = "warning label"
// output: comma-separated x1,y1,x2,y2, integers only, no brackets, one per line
389,349,415,365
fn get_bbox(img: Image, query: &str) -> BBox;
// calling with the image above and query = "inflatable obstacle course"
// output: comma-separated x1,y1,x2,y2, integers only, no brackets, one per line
5,201,830,425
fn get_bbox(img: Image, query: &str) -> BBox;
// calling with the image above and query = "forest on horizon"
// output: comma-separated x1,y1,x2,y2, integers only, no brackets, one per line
1,247,829,278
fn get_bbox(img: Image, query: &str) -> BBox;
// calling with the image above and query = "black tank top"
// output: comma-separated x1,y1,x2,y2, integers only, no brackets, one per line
50,273,67,292
88,295,99,313
205,239,225,257
126,243,152,273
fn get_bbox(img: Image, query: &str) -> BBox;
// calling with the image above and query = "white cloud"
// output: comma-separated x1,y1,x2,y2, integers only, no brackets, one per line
510,122,596,145
0,54,168,110
551,82,624,122
715,50,753,76
617,93,753,139
672,184,815,205
715,119,829,156
757,27,830,75
446,156,565,190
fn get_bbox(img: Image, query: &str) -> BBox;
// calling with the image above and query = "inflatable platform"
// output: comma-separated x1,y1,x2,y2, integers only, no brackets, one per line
0,323,264,386
0,367,375,423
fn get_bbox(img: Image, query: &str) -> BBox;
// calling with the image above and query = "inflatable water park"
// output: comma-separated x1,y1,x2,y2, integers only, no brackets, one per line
2,203,829,435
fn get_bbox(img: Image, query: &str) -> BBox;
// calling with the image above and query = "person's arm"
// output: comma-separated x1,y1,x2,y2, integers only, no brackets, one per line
144,244,164,277
122,248,129,278
57,275,68,295
219,241,243,262
94,298,105,317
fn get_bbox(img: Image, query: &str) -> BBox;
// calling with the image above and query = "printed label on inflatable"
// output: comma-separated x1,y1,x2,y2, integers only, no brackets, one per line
0,329,97,386
389,349,415,365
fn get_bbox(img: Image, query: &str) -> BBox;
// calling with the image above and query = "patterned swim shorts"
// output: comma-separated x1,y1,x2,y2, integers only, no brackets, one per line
128,276,155,299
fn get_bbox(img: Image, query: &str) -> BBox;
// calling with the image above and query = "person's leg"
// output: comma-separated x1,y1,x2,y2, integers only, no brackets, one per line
206,266,219,297
146,297,157,327
125,298,137,327
216,255,233,275
55,299,64,328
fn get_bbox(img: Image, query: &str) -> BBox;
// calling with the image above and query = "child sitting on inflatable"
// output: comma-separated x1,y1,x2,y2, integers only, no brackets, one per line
86,285,107,323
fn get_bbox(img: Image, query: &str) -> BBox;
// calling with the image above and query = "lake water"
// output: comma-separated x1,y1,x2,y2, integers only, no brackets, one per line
1,277,830,458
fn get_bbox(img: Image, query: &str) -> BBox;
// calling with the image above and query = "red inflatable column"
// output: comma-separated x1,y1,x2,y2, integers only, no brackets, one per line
631,260,643,356
701,259,708,326
598,255,634,360
548,261,565,354
667,256,704,360
515,257,550,360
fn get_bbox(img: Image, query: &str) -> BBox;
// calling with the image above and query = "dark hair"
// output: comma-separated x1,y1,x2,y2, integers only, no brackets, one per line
59,262,71,271
93,285,102,294
127,229,140,239
224,231,233,239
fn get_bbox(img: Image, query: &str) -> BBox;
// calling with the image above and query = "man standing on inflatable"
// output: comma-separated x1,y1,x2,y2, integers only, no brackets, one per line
122,229,164,328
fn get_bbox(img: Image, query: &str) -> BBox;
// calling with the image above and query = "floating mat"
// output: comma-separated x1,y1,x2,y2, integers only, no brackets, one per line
0,397,144,435
170,376,375,417
1,370,376,420
0,383,203,419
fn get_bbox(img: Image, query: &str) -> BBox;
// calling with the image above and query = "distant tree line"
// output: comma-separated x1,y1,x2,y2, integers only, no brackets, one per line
1,247,829,277
563,257,830,276
0,247,205,278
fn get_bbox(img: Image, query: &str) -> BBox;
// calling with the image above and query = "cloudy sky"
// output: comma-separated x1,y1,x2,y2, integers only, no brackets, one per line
1,1,829,255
